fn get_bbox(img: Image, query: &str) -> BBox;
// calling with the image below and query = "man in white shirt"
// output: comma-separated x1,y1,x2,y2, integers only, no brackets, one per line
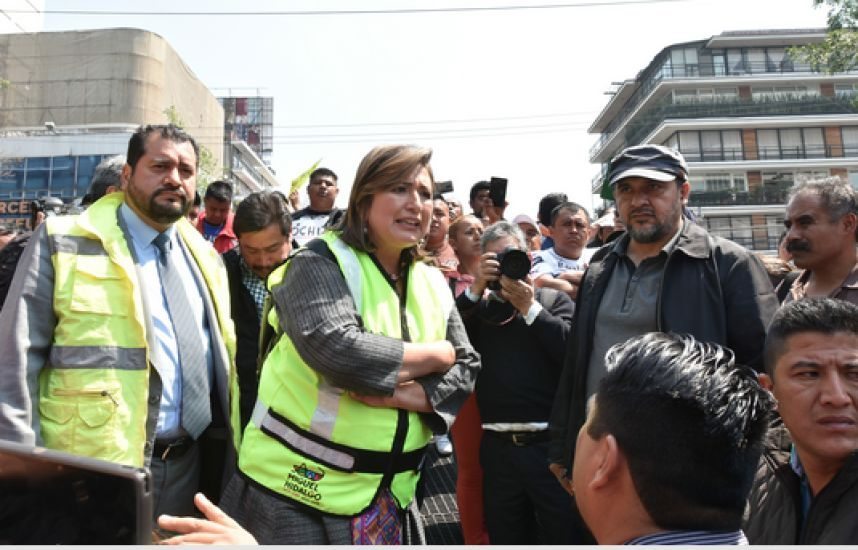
290,168,342,247
530,201,594,300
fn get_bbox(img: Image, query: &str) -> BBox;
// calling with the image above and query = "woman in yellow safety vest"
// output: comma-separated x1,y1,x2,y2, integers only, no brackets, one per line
217,144,481,545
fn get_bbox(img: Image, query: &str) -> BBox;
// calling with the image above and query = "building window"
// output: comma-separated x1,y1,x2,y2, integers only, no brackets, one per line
795,170,831,183
751,85,810,100
722,130,743,161
666,130,742,161
24,157,51,198
698,172,747,192
705,216,753,248
671,87,738,104
673,89,699,103
842,126,858,156
849,170,858,189
726,49,747,75
678,131,701,161
51,157,75,197
766,215,785,249
803,127,826,158
701,131,722,161
712,52,727,76
835,83,858,95
779,129,803,158
756,127,828,159
703,173,731,192
0,155,106,201
747,49,766,73
0,158,25,197
76,156,103,195
669,47,699,77
757,129,779,159
766,48,787,72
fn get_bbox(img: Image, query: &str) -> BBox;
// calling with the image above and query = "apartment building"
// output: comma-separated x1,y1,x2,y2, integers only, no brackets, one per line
589,29,858,250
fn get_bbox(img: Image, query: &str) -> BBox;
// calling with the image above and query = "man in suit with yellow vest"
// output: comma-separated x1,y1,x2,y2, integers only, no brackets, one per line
0,124,238,519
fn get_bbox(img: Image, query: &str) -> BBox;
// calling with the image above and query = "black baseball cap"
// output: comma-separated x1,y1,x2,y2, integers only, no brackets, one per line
601,144,688,200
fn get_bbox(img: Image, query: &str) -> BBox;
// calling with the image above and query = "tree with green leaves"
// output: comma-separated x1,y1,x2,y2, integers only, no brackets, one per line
791,0,858,73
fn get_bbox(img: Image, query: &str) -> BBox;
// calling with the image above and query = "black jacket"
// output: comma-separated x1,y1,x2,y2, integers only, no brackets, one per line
0,232,31,312
548,221,778,467
745,449,858,544
222,248,263,429
457,288,573,423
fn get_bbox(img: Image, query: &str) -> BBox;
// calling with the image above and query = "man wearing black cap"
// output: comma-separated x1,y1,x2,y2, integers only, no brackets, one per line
547,144,778,541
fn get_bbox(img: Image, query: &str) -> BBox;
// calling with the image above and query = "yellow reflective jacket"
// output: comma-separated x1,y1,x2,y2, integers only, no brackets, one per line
39,192,238,467
238,232,453,516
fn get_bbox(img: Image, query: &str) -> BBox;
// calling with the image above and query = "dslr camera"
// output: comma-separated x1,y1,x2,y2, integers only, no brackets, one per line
488,246,531,291
29,197,66,229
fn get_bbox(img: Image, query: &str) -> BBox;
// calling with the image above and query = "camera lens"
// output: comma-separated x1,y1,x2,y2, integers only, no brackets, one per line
499,247,530,280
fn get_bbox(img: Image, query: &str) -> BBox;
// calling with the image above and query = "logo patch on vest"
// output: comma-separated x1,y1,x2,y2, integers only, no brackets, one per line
284,463,325,502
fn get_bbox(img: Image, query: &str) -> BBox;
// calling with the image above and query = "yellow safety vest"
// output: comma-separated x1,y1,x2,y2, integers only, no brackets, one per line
238,232,454,516
39,192,238,467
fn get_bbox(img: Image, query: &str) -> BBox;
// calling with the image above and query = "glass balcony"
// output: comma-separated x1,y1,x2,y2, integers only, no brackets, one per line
590,58,850,158
688,183,792,207
625,94,858,147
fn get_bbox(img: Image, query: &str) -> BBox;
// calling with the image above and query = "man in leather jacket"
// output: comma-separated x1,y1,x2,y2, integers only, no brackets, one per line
548,145,778,534
747,298,858,544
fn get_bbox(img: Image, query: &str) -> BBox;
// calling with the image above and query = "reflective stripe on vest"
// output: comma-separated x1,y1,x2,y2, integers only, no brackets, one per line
49,345,147,370
251,399,427,475
307,239,366,441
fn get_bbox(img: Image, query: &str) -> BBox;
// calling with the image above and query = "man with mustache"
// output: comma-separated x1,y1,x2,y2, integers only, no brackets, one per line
221,191,292,430
548,144,778,542
0,124,237,519
780,177,858,305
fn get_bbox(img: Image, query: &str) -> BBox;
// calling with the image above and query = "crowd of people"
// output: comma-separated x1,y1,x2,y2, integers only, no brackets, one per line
0,124,857,545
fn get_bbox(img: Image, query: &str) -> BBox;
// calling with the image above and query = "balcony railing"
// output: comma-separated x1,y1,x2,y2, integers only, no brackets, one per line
689,184,791,207
590,59,852,158
625,94,858,147
678,144,848,162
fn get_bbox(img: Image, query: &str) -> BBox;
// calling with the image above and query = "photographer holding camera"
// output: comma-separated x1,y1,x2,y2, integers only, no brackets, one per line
456,220,579,544
29,196,65,230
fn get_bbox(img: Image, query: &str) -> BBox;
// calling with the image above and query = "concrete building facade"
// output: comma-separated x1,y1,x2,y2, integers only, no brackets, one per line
589,29,858,251
0,27,224,227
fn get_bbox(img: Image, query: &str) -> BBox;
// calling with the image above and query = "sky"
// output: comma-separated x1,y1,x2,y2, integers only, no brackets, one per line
41,0,828,219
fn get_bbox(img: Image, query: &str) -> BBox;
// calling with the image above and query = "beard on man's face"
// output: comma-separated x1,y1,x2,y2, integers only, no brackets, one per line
143,187,190,225
628,223,669,244
624,202,681,245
